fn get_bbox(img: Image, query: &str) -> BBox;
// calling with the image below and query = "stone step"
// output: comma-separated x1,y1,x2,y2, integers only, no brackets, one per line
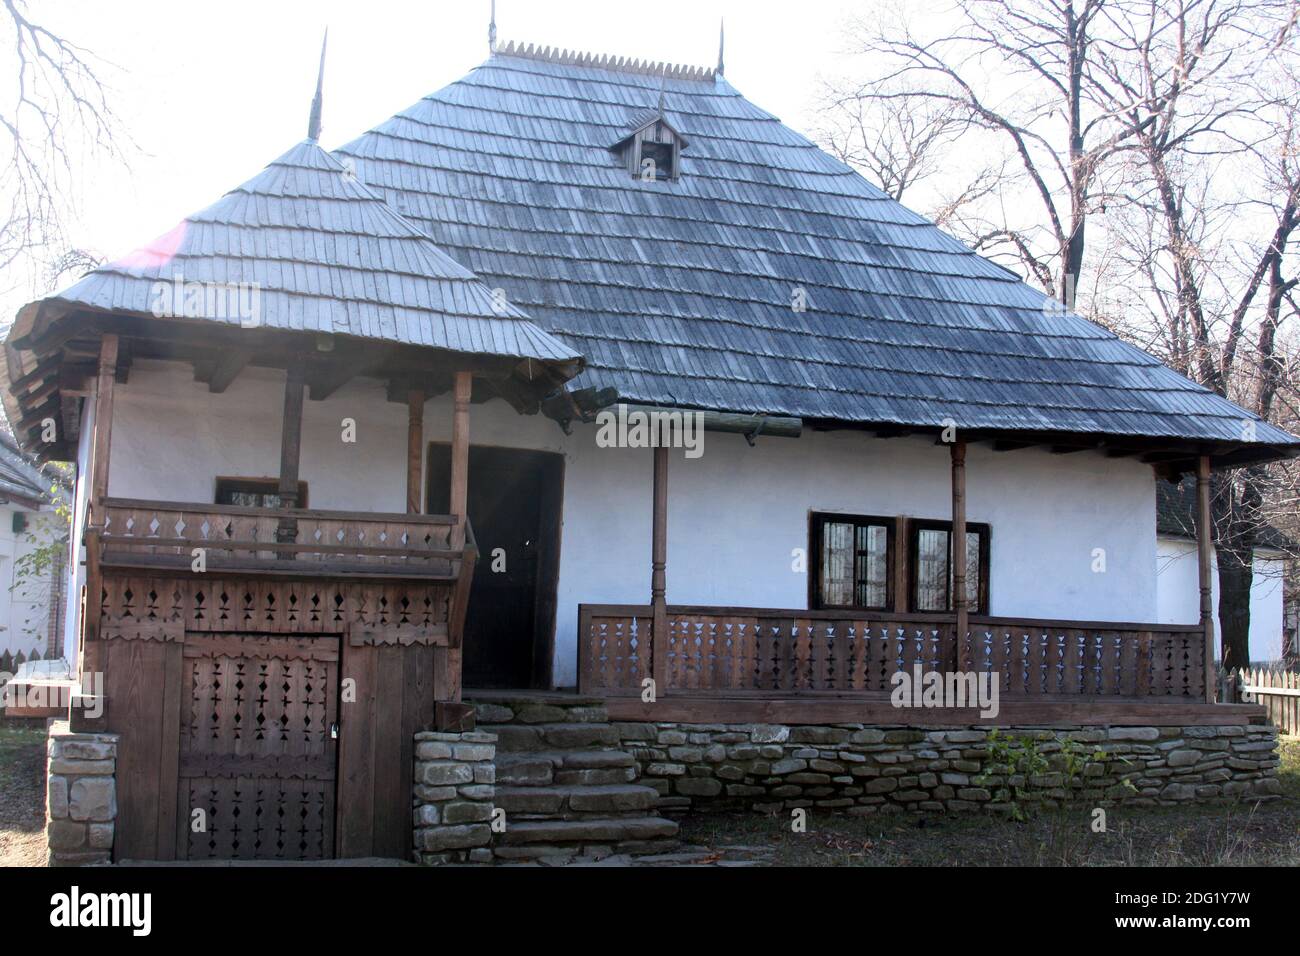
497,816,679,847
497,784,658,817
469,695,608,726
496,750,637,786
483,722,619,752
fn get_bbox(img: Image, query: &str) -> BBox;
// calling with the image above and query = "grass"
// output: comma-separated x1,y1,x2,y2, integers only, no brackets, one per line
0,718,48,867
677,736,1300,867
0,720,46,790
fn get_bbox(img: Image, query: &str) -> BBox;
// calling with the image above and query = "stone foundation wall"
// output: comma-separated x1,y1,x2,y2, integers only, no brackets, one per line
46,719,119,866
413,730,497,864
613,722,1281,815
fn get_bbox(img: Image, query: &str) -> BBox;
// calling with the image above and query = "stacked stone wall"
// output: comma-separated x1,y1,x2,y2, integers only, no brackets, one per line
611,722,1281,814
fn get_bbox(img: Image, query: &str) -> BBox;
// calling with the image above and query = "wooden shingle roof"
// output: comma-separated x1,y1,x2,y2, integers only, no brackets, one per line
9,140,583,368
334,47,1298,463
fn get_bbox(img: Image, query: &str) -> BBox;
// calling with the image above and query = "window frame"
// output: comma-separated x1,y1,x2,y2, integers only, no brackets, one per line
908,518,991,615
638,140,675,181
213,476,308,510
808,511,897,612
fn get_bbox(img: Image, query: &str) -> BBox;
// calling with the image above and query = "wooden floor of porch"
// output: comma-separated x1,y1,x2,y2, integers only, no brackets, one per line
467,688,1268,727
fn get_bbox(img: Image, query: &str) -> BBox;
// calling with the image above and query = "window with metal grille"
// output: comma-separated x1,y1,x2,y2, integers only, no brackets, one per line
214,477,307,510
810,512,894,610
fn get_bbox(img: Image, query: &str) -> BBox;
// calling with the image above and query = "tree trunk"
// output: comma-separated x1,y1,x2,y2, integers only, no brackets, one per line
1216,542,1253,671
1212,468,1264,671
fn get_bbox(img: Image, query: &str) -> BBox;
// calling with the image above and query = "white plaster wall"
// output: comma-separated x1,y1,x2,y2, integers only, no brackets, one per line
1156,537,1286,662
109,360,1160,687
0,505,60,660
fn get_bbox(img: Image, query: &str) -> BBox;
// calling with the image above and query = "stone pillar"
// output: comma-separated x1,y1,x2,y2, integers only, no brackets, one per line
46,719,118,866
412,730,497,864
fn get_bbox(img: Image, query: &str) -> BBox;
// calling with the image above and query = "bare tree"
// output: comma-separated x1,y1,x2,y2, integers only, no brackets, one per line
1090,1,1300,667
822,0,1300,666
0,0,121,275
822,0,1151,304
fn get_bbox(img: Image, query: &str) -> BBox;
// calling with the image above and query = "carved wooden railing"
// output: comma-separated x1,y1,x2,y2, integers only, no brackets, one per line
578,604,1208,700
95,497,468,579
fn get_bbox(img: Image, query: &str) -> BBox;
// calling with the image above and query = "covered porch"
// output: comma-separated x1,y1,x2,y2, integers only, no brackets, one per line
575,441,1267,728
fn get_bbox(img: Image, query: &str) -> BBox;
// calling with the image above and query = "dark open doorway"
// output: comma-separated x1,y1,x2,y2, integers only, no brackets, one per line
427,444,563,689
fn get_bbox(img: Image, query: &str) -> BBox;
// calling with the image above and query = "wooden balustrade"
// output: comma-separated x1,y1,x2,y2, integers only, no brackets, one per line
578,604,1207,700
96,497,463,578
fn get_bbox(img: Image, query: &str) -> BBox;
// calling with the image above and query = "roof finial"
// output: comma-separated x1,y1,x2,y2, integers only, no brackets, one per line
307,28,328,141
657,62,667,114
717,18,725,76
489,0,498,54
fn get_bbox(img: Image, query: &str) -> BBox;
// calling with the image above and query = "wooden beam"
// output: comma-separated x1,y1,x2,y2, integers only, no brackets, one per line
406,389,424,515
1196,455,1215,702
1050,444,1092,454
991,440,1033,452
951,440,968,652
651,444,668,693
449,371,471,547
208,351,252,393
15,397,62,435
114,339,133,384
894,516,910,614
308,360,369,401
276,364,306,549
58,362,95,396
90,334,119,513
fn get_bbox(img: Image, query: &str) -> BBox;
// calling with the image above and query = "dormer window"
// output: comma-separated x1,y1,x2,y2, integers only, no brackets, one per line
639,140,674,181
613,112,686,183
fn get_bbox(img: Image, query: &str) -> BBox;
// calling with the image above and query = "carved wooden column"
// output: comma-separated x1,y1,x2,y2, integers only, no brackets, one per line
1196,455,1216,702
436,371,472,711
651,444,668,692
89,333,119,514
449,372,471,547
406,388,424,514
80,332,119,713
951,440,968,664
275,363,306,551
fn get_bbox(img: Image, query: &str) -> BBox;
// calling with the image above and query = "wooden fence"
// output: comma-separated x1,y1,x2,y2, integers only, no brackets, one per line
1229,667,1300,735
578,604,1209,700
98,498,459,576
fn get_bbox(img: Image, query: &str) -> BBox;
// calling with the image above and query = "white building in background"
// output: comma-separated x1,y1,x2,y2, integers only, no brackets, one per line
1154,478,1289,664
0,432,64,667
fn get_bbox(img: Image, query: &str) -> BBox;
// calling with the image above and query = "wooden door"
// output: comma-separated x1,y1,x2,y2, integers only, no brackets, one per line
427,444,563,689
176,633,340,861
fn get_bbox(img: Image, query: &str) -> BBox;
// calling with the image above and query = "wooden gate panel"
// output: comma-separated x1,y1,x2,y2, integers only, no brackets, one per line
336,635,439,859
104,633,183,861
181,775,335,861
176,633,339,862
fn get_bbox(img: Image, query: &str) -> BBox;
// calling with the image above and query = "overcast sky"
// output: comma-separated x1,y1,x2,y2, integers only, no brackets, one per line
3,0,865,312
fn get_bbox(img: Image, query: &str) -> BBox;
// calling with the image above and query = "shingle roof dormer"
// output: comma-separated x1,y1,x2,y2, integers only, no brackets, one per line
611,109,687,182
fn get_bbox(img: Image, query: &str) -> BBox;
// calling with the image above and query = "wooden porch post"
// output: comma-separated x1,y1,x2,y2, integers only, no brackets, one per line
406,388,424,514
651,444,668,692
80,332,118,701
1196,454,1216,702
435,372,472,710
275,363,306,550
951,440,968,656
89,333,119,514
449,372,471,546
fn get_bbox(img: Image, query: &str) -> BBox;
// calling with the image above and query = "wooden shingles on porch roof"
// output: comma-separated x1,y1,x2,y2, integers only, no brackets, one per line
2,139,583,459
333,44,1300,470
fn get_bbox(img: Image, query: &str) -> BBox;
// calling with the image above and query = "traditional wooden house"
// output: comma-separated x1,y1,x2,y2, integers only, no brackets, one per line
4,36,1294,863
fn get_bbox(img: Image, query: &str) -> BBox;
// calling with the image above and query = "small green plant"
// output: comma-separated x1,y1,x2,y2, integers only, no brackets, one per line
976,730,1128,821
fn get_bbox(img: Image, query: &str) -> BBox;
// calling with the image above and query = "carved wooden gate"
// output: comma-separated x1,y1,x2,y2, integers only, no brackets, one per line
177,633,340,861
